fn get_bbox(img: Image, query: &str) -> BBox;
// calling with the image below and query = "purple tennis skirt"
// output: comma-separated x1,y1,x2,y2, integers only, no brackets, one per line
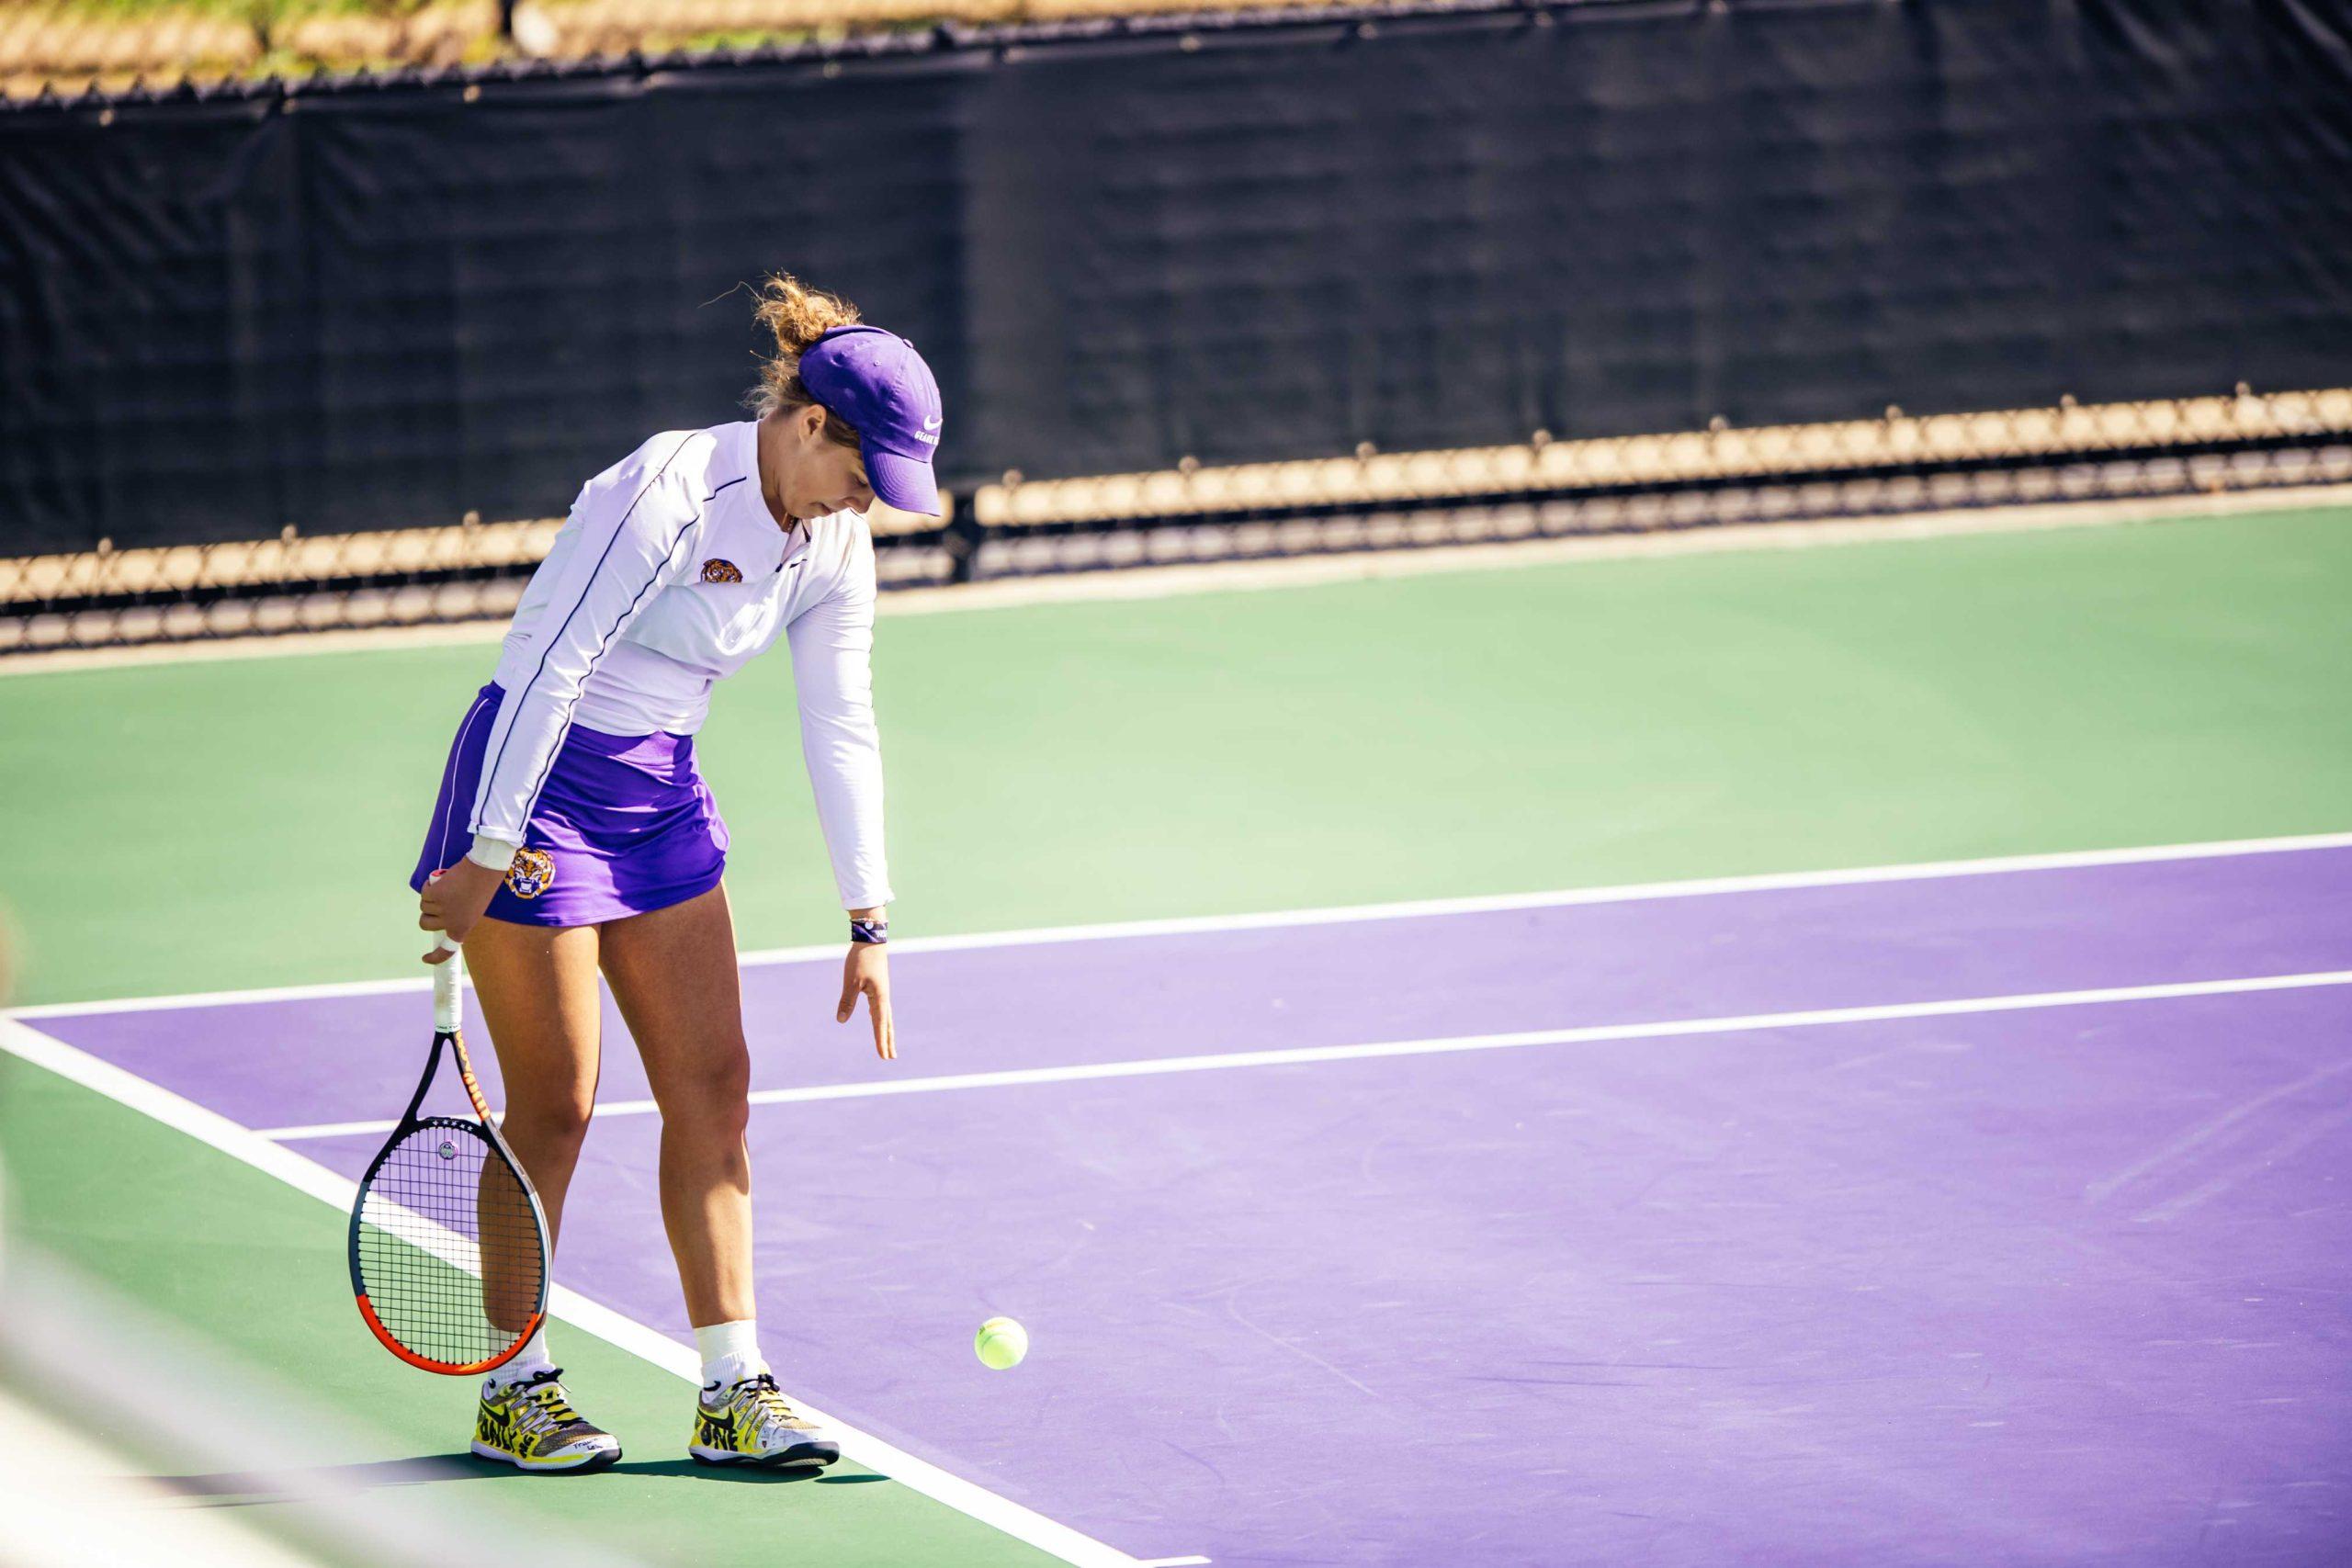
408,682,729,928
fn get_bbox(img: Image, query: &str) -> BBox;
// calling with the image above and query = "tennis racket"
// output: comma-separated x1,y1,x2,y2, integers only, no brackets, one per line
348,934,550,1375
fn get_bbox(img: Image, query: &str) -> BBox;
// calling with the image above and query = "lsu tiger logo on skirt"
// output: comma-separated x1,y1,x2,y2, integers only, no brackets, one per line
504,847,557,900
700,558,743,584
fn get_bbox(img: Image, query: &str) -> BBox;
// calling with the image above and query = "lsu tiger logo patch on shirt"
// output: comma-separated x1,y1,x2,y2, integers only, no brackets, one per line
701,558,743,584
504,847,556,900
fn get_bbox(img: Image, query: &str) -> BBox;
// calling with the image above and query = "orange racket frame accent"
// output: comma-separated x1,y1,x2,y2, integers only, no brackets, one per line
355,1288,548,1377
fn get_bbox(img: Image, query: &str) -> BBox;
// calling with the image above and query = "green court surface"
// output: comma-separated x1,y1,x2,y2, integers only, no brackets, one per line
2,502,2349,1564
1,1061,1057,1567
5,506,2350,1009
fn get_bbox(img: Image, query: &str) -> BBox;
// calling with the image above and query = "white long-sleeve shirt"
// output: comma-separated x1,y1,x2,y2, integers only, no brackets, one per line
468,419,892,910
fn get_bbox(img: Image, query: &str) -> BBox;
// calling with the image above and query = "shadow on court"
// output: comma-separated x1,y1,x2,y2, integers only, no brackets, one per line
608,1457,831,1484
160,1451,873,1504
160,1453,503,1505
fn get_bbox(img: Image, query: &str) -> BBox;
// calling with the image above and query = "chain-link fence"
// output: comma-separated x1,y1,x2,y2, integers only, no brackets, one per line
6,389,2346,656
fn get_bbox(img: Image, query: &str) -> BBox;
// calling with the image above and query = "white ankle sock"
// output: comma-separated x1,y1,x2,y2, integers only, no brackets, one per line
695,1318,767,1389
483,1325,555,1396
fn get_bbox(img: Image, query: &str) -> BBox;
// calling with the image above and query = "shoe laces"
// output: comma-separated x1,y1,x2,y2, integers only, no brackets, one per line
509,1369,583,1438
730,1371,808,1438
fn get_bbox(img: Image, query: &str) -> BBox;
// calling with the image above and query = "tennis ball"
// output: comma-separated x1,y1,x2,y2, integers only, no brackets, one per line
975,1315,1028,1371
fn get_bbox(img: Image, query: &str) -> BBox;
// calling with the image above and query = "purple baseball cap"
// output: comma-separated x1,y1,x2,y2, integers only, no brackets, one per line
798,325,944,517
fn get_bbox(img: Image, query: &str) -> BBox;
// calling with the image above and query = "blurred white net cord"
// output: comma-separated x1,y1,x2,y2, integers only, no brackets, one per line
0,1152,648,1568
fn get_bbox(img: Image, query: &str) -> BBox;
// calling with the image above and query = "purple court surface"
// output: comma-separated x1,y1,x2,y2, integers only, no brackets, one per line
28,843,2352,1566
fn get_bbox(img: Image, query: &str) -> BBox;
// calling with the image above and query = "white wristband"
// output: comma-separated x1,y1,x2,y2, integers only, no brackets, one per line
467,833,519,873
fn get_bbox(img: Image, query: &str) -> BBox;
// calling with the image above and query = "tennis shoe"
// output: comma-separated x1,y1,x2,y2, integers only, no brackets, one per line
471,1369,621,1473
689,1371,841,1468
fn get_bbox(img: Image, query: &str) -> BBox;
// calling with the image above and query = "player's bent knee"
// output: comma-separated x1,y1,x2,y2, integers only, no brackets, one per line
691,1076,753,1137
503,1092,595,1151
722,1077,752,1135
663,1063,751,1140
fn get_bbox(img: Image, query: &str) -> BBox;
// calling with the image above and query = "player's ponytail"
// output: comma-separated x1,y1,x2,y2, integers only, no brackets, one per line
745,273,865,444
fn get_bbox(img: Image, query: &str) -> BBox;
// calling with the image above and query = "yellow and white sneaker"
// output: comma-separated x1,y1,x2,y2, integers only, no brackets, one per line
471,1369,621,1474
689,1372,842,1469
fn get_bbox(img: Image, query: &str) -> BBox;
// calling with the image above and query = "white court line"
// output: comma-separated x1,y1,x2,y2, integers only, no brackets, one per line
253,969,2352,1143
0,1016,1144,1568
13,829,2352,1021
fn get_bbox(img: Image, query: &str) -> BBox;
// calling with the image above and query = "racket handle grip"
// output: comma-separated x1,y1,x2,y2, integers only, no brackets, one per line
434,934,466,1031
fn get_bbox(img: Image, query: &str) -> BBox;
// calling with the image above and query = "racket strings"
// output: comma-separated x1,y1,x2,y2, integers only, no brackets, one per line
356,1123,544,1368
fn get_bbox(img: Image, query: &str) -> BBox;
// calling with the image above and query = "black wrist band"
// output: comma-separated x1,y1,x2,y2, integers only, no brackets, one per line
850,919,888,946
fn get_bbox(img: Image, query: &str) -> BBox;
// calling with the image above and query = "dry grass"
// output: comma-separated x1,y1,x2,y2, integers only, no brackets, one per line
1,0,1354,96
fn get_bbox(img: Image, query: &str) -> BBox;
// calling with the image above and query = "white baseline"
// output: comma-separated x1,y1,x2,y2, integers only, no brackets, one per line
0,1016,1146,1568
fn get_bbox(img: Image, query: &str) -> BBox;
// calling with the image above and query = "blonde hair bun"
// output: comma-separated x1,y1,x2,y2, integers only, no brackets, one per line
746,273,865,431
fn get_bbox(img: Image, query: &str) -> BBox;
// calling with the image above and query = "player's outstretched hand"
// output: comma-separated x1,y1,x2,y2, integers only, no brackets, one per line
838,942,895,1060
419,860,504,959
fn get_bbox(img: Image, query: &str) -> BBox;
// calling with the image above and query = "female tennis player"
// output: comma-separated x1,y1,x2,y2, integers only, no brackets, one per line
411,275,933,1473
